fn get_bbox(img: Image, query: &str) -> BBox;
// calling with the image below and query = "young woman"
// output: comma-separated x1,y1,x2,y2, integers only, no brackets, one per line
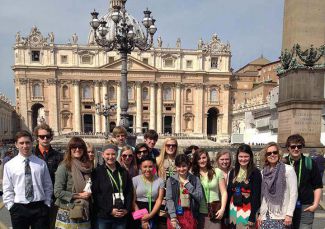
135,143,150,166
54,137,93,229
132,155,164,229
86,142,98,168
156,138,179,181
166,154,203,229
119,145,138,178
192,149,227,229
226,144,261,229
257,142,297,228
91,144,133,229
216,149,232,184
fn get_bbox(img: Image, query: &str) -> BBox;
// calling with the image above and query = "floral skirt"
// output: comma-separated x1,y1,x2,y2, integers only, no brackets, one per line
167,208,197,229
260,212,286,229
55,208,91,229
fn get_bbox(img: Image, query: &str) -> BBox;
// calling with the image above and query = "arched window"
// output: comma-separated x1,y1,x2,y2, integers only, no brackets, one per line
62,85,69,99
210,88,218,102
186,89,192,102
128,86,133,100
163,86,172,100
142,87,149,100
82,85,92,99
32,83,42,97
108,86,116,100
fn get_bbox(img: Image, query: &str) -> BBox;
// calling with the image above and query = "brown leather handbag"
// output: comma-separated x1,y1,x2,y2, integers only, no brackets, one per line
207,201,221,221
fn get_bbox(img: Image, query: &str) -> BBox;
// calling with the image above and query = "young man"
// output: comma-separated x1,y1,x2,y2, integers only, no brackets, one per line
144,129,160,158
33,123,62,228
112,126,134,160
3,130,53,228
284,134,323,229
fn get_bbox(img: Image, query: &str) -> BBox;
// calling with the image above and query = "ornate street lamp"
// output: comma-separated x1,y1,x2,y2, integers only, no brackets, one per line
96,94,117,139
90,0,157,130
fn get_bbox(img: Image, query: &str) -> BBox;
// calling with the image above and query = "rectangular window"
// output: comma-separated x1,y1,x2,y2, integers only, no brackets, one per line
109,57,115,63
31,51,40,62
211,57,218,68
142,58,149,65
165,106,172,111
84,105,91,109
143,106,148,111
186,60,193,68
81,56,91,64
61,55,68,64
164,59,174,67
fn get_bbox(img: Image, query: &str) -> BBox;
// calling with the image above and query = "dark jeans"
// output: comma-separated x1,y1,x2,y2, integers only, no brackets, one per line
9,201,50,229
96,217,127,229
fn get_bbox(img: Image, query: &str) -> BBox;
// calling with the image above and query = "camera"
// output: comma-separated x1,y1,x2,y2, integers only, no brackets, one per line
114,198,124,209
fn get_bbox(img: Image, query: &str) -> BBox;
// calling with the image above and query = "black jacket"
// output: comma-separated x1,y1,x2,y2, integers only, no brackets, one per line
91,162,133,219
33,144,63,185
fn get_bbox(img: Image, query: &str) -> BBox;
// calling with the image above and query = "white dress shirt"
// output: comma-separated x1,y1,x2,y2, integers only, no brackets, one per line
3,153,53,210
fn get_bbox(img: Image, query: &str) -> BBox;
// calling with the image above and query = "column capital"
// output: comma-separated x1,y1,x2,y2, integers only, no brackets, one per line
195,84,204,89
47,78,59,85
223,83,231,90
93,80,101,87
175,82,183,88
135,81,142,87
19,78,29,85
72,80,80,86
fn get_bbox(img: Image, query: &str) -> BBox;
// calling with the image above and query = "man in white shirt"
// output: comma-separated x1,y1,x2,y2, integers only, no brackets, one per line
3,130,53,229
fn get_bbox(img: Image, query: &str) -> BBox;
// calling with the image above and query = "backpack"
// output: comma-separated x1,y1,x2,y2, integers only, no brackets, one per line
305,156,312,170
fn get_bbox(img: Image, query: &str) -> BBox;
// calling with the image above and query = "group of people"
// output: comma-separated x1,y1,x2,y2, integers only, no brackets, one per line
2,123,323,229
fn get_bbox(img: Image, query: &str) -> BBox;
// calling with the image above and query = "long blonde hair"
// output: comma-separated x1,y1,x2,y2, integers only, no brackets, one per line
156,137,178,179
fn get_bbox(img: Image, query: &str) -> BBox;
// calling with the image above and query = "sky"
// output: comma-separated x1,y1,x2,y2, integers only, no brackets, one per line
0,0,284,103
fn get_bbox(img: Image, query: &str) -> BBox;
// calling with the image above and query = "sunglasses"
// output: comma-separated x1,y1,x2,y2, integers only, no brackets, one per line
137,150,148,154
289,144,303,150
122,154,133,159
166,144,177,148
266,151,279,157
38,135,51,140
71,144,84,149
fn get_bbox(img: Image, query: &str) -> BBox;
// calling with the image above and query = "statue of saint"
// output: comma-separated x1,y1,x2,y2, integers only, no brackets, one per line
176,38,181,49
157,36,162,48
72,33,78,44
198,38,204,49
15,32,21,44
48,32,54,43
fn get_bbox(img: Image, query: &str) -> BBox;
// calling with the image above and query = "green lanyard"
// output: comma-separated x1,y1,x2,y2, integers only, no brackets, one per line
142,175,153,212
289,157,302,187
106,169,123,194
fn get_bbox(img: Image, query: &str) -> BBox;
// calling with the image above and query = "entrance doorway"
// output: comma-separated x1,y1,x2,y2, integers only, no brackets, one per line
31,103,45,130
164,116,172,134
207,107,219,135
83,114,93,133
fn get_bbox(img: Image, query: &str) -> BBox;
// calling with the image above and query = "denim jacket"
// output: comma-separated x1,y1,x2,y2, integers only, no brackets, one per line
166,173,203,219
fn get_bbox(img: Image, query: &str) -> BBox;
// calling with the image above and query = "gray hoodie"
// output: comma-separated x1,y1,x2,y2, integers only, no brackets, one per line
166,173,203,219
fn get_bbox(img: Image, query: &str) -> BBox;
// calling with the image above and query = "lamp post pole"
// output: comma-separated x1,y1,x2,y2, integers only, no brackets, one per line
96,94,117,139
90,1,157,130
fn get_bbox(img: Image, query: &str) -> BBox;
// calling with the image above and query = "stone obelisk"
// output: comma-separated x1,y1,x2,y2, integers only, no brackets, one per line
277,0,325,146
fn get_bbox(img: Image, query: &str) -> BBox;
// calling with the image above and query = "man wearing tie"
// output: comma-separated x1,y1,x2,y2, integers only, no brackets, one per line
3,130,53,229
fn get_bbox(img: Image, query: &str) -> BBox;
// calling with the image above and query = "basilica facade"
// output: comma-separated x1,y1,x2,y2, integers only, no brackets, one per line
13,22,232,141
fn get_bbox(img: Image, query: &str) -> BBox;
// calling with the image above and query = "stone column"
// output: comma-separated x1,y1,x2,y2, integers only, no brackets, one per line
94,81,101,133
72,80,81,132
47,79,59,135
156,83,163,134
136,82,142,133
116,82,121,125
221,84,230,135
194,84,204,134
149,82,156,130
101,81,108,133
175,83,181,133
18,78,29,130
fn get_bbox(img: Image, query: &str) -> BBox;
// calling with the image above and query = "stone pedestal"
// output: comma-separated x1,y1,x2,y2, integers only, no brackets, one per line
277,69,325,146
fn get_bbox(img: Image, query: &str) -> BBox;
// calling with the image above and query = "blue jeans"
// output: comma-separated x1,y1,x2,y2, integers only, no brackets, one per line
96,217,126,229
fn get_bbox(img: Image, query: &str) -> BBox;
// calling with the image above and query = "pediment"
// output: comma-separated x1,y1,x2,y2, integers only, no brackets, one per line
99,56,157,72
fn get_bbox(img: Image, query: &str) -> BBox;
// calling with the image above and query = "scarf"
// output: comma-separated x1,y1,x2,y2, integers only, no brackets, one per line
71,159,93,220
235,167,247,182
262,161,286,214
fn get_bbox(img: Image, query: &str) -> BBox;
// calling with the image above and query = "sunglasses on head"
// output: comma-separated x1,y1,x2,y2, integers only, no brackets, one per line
266,151,279,157
122,154,133,159
38,135,51,140
166,144,177,148
289,144,303,150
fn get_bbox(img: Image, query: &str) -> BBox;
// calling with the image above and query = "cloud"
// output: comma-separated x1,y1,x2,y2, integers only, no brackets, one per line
0,0,284,102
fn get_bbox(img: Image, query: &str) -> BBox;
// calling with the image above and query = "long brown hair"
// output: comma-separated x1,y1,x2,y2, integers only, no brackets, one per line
63,137,90,170
233,144,256,182
261,142,283,167
156,137,178,179
216,149,232,171
192,149,215,181
118,145,138,174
